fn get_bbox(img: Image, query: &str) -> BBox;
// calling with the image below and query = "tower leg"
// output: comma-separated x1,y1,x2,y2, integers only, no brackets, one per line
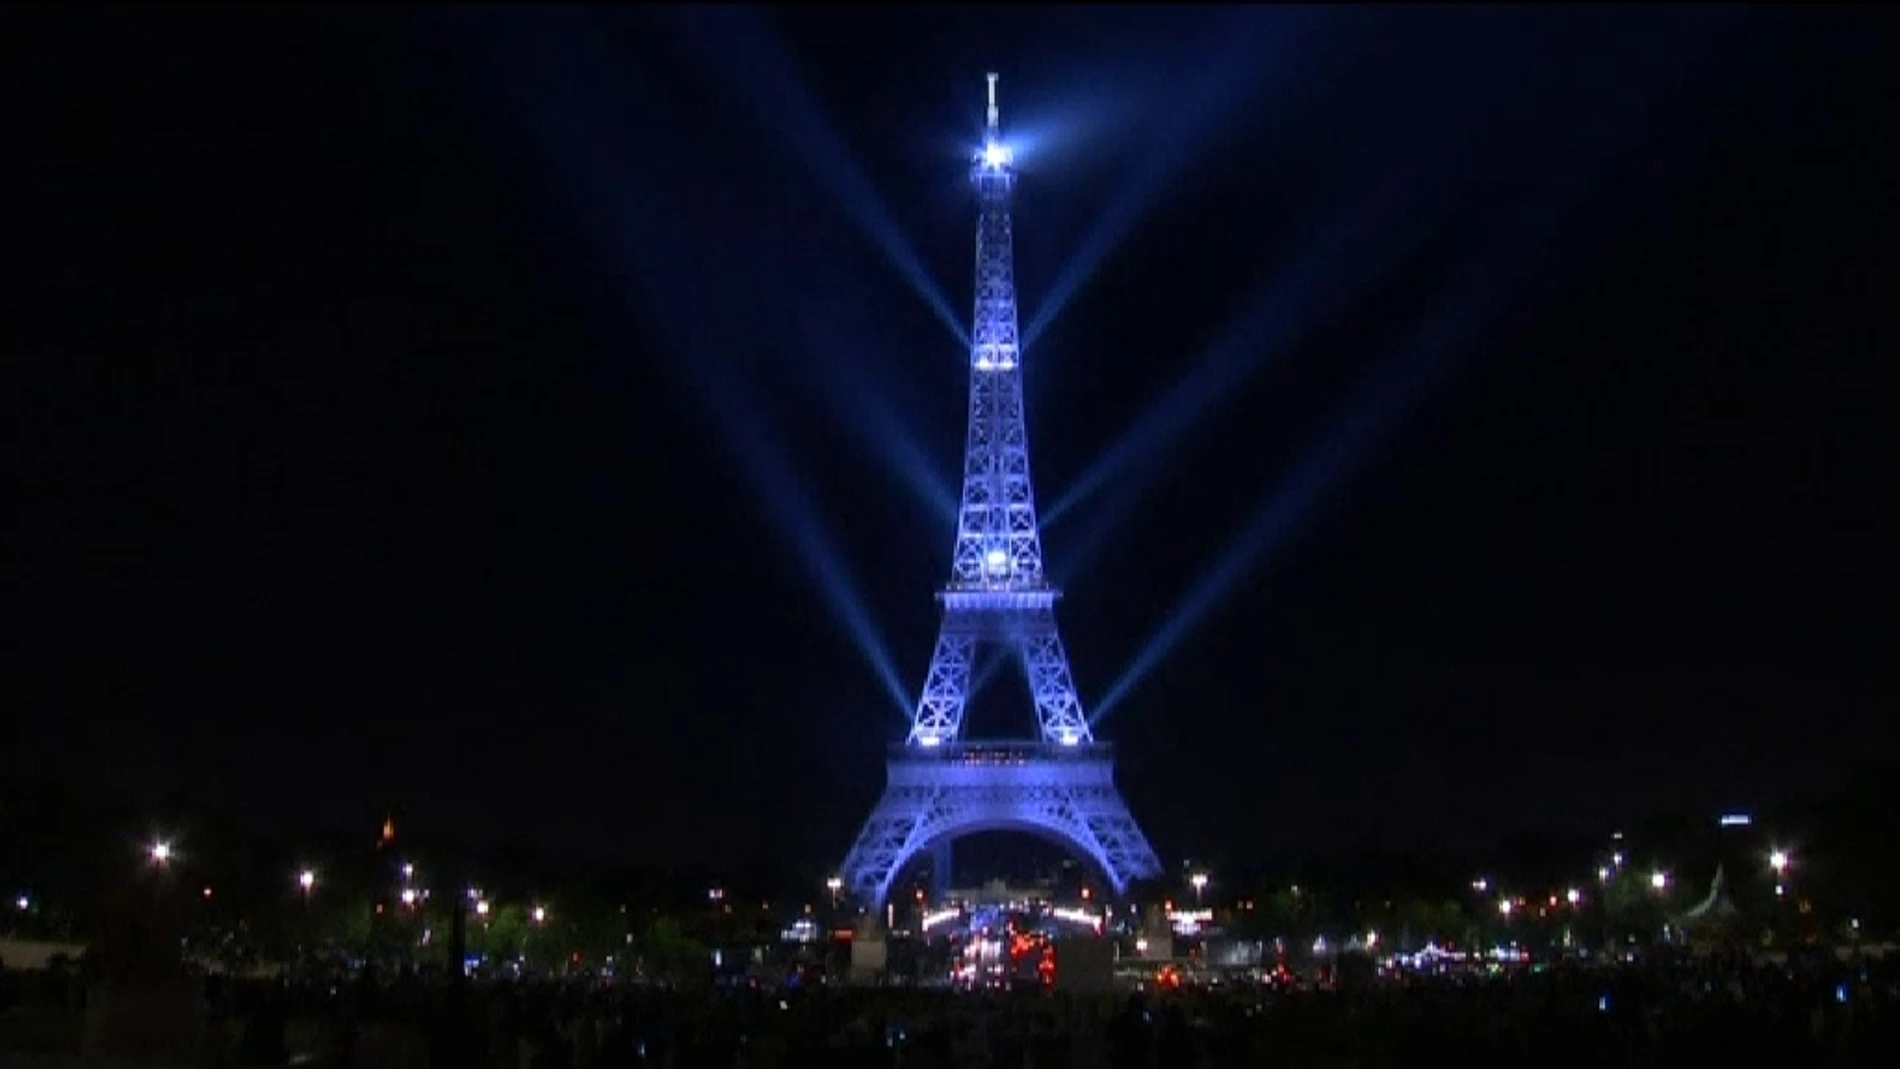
907,630,976,744
1020,612,1091,743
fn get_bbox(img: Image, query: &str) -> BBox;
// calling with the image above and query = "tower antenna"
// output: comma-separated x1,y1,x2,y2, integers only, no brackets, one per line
986,72,1000,133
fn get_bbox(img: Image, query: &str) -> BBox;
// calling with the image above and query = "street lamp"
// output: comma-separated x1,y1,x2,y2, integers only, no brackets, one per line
150,841,173,866
1190,872,1209,905
1650,870,1668,891
1566,888,1582,905
532,906,547,925
826,876,843,901
1769,849,1789,875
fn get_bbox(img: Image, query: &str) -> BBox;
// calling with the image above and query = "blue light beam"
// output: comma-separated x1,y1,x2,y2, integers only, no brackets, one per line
1090,177,1593,731
788,313,959,529
705,374,917,723
661,7,969,350
1020,12,1300,353
969,648,1008,697
1044,176,1432,537
491,32,914,723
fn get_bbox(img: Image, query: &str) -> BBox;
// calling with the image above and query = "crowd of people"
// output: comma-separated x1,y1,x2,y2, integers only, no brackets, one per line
2,948,1897,1067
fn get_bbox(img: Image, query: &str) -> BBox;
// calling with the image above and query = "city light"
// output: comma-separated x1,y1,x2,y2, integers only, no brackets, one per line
475,900,490,917
1051,906,1102,931
532,906,547,924
1498,899,1513,917
298,870,316,891
1650,870,1669,891
1769,849,1790,874
150,841,172,865
400,888,417,906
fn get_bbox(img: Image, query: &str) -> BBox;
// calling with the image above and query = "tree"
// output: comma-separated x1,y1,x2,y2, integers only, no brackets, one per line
470,903,530,962
636,915,710,985
1601,872,1665,945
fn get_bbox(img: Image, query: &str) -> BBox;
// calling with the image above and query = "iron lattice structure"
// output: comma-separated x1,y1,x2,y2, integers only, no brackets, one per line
841,76,1162,908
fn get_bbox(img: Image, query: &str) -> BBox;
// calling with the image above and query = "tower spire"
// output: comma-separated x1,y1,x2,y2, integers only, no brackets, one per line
986,71,1000,133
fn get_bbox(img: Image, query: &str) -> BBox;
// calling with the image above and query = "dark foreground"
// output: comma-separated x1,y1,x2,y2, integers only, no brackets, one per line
4,952,1898,1067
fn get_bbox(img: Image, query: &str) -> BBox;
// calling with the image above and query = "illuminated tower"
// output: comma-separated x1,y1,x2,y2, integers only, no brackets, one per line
840,75,1162,907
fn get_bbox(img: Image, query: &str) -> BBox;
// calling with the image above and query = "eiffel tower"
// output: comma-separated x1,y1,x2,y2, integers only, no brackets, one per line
839,75,1162,908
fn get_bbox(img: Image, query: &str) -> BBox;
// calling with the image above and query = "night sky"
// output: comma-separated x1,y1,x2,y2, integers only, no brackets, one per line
6,7,1893,872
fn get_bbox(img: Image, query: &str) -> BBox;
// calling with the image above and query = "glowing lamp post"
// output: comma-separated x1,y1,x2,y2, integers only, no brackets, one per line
1190,872,1209,906
825,876,843,906
532,906,547,925
150,841,173,866
1769,849,1790,899
1650,870,1669,892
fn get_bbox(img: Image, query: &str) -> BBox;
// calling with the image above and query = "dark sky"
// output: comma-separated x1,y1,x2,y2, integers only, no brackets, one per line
4,7,1894,873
